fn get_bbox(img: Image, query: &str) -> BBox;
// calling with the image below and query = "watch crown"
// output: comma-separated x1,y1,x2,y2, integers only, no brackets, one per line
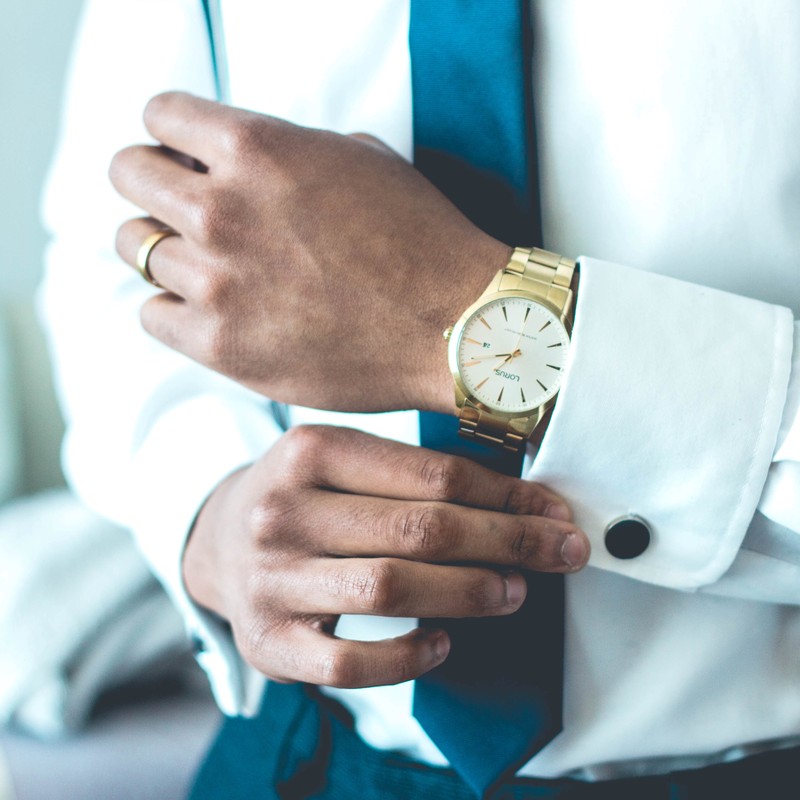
442,325,454,341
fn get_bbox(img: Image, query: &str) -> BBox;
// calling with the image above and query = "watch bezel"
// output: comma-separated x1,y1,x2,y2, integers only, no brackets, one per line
448,289,572,423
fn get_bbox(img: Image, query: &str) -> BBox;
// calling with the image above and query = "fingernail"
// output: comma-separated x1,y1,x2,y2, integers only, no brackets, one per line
504,573,527,606
545,503,571,521
561,533,589,569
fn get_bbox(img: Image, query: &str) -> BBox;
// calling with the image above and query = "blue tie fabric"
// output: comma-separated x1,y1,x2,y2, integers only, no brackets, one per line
410,2,565,797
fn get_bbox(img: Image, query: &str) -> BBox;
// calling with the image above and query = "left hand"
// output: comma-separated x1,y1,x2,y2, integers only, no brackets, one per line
110,92,510,415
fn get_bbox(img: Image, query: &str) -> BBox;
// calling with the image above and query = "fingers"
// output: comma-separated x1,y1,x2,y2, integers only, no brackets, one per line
347,132,399,156
142,91,283,168
279,557,527,619
297,492,587,572
116,217,196,298
139,292,197,353
109,144,203,232
256,625,450,689
277,424,572,520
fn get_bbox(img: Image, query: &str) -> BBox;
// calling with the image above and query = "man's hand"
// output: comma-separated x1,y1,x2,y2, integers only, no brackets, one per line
111,92,511,415
184,426,588,688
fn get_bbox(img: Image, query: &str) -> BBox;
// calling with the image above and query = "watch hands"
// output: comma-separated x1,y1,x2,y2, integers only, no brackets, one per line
492,349,522,373
471,349,522,361
513,311,533,356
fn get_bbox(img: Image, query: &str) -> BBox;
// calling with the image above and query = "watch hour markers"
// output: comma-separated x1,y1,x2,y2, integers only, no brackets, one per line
464,337,482,346
478,316,492,330
501,305,508,322
464,360,480,367
539,321,552,332
546,364,560,370
520,388,526,404
537,379,547,391
476,377,489,390
547,342,562,348
497,387,504,403
523,307,531,324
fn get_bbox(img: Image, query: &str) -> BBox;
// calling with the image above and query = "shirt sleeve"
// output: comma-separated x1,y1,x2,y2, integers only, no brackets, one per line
527,256,799,602
41,2,800,721
38,0,274,716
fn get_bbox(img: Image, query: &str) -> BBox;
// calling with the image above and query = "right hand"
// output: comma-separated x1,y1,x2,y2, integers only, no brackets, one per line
183,425,589,689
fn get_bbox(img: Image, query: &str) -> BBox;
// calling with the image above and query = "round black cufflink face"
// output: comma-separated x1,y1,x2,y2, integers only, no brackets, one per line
604,515,651,559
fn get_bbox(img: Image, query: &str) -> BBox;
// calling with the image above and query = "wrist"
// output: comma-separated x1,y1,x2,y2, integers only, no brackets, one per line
182,465,249,618
423,246,580,455
415,234,512,415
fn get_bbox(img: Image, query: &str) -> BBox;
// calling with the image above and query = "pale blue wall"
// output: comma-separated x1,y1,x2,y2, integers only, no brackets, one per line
0,0,85,497
0,0,85,298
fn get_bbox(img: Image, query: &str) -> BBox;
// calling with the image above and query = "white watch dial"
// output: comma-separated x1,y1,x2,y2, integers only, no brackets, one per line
456,297,569,413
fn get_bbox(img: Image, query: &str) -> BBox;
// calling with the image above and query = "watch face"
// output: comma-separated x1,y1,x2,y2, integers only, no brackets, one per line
456,297,569,413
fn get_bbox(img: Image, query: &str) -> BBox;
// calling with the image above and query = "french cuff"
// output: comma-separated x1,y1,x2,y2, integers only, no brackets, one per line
758,322,800,533
127,392,281,715
527,257,795,590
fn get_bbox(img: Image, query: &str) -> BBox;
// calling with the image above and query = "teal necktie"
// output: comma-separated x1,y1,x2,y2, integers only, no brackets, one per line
411,2,564,797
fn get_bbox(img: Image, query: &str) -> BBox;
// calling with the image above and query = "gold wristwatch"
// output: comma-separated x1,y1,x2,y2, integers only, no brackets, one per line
443,246,577,452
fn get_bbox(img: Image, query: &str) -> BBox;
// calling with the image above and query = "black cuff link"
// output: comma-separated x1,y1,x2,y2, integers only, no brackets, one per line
604,515,651,559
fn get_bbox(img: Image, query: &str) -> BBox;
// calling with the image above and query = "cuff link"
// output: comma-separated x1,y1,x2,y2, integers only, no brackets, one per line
604,515,651,559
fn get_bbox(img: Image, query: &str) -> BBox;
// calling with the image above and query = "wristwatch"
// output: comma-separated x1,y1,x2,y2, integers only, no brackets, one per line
443,246,577,452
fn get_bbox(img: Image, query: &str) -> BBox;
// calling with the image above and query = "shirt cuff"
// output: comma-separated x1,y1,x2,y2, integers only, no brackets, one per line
757,322,800,533
126,392,281,715
527,256,795,589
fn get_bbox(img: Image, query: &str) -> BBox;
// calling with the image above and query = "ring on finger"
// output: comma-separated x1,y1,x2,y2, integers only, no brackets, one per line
135,228,178,288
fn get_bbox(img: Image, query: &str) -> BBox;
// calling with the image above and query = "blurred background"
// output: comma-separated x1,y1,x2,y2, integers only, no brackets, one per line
0,3,218,798
0,0,84,498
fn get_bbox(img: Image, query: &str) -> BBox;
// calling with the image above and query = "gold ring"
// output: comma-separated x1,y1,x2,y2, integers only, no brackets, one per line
135,229,177,288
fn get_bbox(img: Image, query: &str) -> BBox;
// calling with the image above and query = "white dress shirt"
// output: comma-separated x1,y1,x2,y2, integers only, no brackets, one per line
39,0,800,781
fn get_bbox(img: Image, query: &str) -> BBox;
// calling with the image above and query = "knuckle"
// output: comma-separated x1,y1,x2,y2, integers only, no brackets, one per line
242,568,269,614
108,145,138,185
503,481,537,515
192,267,231,310
197,315,230,368
341,560,399,614
349,132,390,151
139,298,179,349
247,480,302,547
114,220,136,260
107,153,123,186
281,425,330,465
221,115,264,161
234,597,299,678
508,522,538,565
247,493,288,543
318,648,361,689
399,504,449,559
138,299,160,337
237,619,272,671
191,270,217,307
189,192,229,246
419,454,463,502
143,91,181,126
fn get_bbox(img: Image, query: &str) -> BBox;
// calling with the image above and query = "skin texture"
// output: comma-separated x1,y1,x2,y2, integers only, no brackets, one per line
182,425,588,688
111,92,512,416
110,92,589,687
